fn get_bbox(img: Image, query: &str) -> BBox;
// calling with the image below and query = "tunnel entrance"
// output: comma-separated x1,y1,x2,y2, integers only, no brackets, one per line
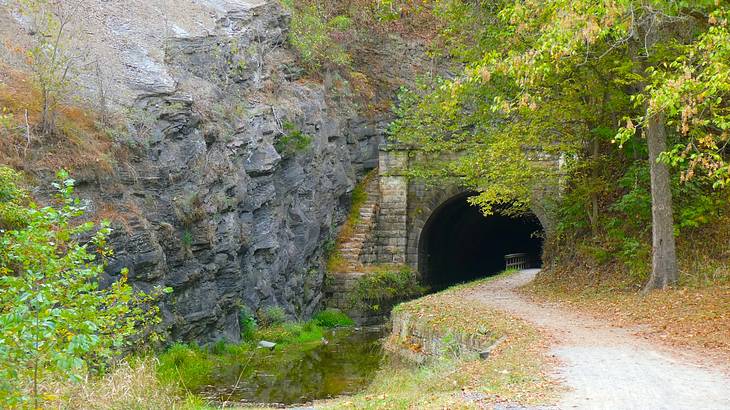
418,193,543,290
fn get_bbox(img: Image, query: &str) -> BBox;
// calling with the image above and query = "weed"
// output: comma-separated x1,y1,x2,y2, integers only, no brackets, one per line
174,192,205,228
181,230,193,247
46,357,206,410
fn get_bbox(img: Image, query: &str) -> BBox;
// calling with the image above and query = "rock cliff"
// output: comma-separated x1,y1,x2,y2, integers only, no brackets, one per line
0,0,433,342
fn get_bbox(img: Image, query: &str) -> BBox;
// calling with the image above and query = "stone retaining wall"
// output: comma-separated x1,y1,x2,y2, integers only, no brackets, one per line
386,310,497,362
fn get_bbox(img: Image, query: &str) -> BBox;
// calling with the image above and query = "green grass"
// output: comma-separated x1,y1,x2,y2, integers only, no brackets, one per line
257,321,326,344
157,343,215,392
313,308,356,328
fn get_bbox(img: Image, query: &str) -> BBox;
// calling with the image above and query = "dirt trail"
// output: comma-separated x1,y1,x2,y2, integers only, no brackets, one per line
467,269,730,410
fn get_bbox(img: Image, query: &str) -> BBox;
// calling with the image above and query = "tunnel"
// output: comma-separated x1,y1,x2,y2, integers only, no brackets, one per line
418,193,544,290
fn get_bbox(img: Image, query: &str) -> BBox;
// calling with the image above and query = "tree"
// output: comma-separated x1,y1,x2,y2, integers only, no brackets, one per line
647,8,730,188
15,0,83,135
390,0,728,290
0,167,168,407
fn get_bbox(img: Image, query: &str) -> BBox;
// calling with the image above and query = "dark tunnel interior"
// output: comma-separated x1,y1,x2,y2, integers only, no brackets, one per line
419,193,544,291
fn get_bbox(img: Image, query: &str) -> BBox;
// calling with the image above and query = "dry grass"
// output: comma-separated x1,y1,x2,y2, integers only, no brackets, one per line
43,358,208,410
320,274,559,409
0,65,116,176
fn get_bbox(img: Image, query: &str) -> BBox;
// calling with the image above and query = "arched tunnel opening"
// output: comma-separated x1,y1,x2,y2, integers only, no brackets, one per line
419,193,544,291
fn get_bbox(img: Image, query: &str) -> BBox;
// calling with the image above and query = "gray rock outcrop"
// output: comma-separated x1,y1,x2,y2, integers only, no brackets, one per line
0,0,434,343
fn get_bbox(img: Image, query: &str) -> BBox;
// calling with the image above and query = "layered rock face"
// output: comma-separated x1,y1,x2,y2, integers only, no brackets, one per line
103,2,385,342
1,0,397,342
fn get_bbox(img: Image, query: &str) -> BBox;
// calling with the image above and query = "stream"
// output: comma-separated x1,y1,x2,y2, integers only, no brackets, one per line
200,327,385,406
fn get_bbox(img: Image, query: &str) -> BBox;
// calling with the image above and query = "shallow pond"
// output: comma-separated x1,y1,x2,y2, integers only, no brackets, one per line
201,327,384,406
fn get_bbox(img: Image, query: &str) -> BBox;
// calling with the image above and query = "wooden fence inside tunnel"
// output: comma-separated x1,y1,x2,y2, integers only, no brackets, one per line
418,193,544,290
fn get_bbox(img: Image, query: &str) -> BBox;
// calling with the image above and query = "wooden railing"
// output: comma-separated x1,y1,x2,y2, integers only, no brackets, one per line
504,253,528,270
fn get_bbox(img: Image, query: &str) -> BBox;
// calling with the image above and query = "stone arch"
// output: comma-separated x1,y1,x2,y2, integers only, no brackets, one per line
406,181,547,288
405,181,466,271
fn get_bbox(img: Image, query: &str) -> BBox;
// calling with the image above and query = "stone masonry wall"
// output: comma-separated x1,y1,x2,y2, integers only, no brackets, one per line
375,148,409,264
386,309,496,362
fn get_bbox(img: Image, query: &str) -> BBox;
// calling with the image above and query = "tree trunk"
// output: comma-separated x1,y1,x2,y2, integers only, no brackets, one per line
589,133,599,234
644,111,678,291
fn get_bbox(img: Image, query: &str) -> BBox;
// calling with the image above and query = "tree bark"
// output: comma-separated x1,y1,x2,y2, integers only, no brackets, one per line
644,111,678,291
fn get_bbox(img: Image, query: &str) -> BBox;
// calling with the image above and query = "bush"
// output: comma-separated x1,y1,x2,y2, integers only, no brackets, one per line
239,306,257,341
0,167,29,230
257,306,287,328
284,3,352,72
0,167,168,407
313,308,355,328
275,121,313,157
349,267,428,312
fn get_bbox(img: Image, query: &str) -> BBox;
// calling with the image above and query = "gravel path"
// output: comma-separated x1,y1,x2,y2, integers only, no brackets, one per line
468,269,730,410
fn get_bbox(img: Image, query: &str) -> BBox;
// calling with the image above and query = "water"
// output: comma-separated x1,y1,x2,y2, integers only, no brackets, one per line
201,327,384,406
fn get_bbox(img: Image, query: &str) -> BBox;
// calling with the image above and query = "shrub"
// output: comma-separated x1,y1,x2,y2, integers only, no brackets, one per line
285,3,352,72
239,306,257,341
313,308,355,328
275,121,313,157
0,167,168,407
0,167,29,230
257,306,287,328
348,267,427,312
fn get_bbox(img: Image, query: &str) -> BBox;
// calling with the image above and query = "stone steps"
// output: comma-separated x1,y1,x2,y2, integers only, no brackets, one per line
334,174,380,271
